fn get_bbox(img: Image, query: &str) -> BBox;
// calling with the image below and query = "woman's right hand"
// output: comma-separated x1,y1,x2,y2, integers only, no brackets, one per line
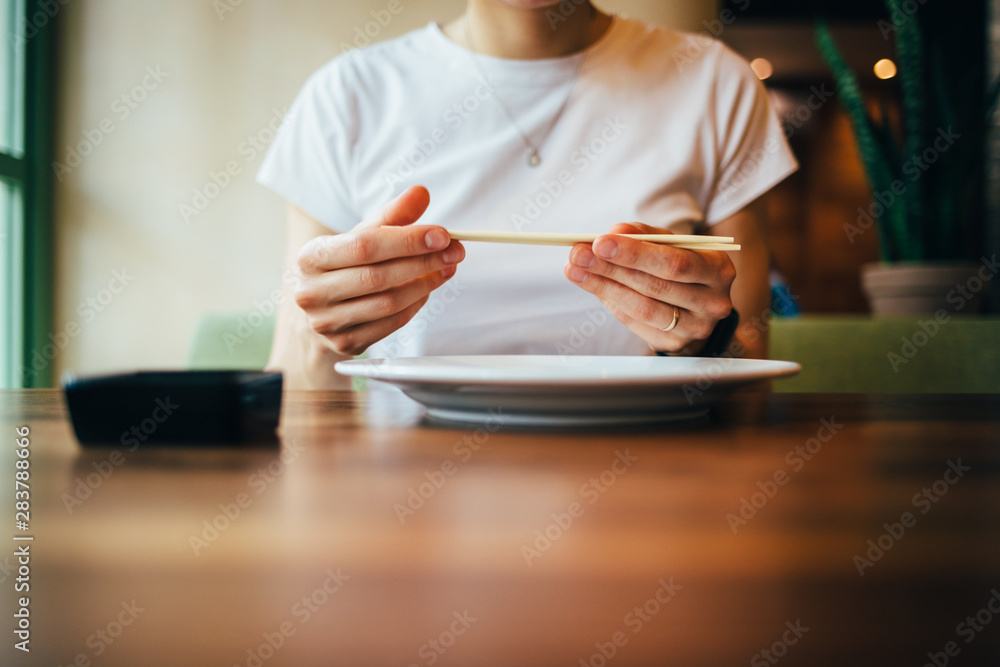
294,185,465,356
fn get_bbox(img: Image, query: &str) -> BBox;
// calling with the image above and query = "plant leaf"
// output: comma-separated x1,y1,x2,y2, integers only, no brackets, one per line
816,19,907,261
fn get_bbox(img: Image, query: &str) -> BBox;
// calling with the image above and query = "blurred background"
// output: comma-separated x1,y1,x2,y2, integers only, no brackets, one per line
1,0,998,387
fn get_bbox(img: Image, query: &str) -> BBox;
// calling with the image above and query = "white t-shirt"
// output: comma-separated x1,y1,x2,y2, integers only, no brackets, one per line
257,16,797,359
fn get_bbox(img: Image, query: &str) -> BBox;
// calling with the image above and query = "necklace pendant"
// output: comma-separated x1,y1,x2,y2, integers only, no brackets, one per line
528,150,541,167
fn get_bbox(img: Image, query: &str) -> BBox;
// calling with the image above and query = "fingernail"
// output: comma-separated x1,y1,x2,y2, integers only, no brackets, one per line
440,265,457,279
442,244,464,264
566,264,590,284
425,229,449,250
571,246,596,268
593,237,619,259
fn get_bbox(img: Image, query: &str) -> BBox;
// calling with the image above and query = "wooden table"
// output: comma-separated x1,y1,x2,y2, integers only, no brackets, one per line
1,389,999,666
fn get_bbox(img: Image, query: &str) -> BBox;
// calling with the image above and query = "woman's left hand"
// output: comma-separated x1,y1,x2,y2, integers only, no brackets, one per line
564,222,736,354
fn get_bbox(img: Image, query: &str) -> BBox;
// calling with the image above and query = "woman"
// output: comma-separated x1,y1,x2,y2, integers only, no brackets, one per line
258,0,796,389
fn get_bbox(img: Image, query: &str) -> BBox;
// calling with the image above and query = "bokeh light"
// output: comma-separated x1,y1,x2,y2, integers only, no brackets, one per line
874,58,897,80
750,57,774,81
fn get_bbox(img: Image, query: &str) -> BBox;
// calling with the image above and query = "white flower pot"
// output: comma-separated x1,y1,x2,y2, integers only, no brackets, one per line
860,262,986,315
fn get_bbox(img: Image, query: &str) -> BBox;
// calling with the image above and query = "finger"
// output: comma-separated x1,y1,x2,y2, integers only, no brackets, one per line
589,234,732,287
297,243,465,306
310,267,457,335
325,294,433,358
622,318,703,354
298,185,444,272
608,222,662,235
564,263,719,342
567,244,732,320
357,185,431,230
607,221,699,234
300,227,461,273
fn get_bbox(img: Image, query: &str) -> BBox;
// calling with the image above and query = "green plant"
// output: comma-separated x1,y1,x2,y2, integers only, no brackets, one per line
816,0,999,263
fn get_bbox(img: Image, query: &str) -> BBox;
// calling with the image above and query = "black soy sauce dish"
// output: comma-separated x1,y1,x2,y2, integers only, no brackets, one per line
63,370,283,448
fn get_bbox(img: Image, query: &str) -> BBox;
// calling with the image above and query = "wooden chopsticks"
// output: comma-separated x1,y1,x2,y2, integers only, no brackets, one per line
447,230,740,251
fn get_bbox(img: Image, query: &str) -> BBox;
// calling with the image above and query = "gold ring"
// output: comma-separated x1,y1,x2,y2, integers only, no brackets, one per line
661,305,680,332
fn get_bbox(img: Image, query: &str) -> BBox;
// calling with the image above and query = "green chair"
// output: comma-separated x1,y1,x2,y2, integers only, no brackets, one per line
770,316,1000,393
188,313,1000,393
188,313,276,370
187,312,367,390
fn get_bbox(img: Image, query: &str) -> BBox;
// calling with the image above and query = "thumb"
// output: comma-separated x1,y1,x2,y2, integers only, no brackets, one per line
608,222,672,235
357,185,431,230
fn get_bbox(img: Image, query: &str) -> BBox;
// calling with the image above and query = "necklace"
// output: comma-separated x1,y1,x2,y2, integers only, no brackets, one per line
462,8,597,167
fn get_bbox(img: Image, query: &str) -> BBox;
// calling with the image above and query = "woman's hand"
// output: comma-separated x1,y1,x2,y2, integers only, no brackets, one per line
294,186,465,356
564,222,736,354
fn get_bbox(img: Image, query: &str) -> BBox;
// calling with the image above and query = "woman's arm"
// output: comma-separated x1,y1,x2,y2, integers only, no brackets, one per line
711,195,771,359
267,204,351,390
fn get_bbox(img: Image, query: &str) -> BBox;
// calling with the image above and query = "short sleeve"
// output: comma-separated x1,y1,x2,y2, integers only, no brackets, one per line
704,44,797,224
256,59,360,232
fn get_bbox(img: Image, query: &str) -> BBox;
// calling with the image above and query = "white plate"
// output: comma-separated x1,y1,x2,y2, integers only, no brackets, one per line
335,355,800,426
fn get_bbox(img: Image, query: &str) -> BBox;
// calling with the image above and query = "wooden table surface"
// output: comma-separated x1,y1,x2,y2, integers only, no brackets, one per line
1,388,999,666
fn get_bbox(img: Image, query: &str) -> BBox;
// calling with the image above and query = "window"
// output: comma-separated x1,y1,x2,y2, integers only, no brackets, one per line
1,0,54,388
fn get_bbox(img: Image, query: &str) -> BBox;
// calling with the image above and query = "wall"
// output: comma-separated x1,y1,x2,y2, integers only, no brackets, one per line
50,0,721,380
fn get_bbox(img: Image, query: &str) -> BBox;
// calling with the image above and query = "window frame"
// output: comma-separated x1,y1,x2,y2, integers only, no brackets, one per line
1,0,56,388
